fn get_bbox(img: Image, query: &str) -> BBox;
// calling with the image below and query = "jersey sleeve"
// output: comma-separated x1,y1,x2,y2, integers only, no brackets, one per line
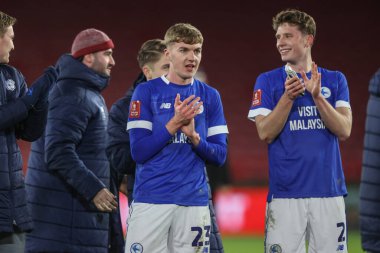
247,73,274,121
193,89,228,166
126,84,172,163
335,71,351,109
106,95,135,175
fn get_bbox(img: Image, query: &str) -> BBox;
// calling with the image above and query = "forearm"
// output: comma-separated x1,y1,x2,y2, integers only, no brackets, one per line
130,126,173,163
45,143,105,201
16,105,48,141
0,99,29,131
256,94,294,143
313,95,352,140
193,135,227,166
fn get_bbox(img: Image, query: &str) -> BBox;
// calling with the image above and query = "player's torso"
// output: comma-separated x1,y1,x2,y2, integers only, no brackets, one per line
265,67,346,198
134,78,209,205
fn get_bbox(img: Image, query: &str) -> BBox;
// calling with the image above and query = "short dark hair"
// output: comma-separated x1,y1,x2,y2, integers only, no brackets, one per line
272,9,316,37
137,39,166,69
0,11,16,37
164,23,203,46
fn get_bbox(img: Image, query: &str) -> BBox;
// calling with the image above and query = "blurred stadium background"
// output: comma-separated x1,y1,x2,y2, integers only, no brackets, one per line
3,0,379,252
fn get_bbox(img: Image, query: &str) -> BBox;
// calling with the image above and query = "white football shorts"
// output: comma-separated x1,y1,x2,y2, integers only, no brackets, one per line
265,197,348,253
125,203,211,253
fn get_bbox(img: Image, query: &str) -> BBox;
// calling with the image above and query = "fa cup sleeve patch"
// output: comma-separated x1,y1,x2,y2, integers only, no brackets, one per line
129,101,141,118
252,89,262,106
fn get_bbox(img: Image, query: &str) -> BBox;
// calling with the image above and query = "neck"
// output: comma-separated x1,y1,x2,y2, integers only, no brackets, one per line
287,54,313,73
166,72,192,85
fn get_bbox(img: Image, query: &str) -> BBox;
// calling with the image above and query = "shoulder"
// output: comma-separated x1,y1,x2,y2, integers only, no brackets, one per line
254,67,284,89
133,78,161,97
319,67,346,80
259,67,283,80
49,79,89,105
0,64,25,81
193,79,220,96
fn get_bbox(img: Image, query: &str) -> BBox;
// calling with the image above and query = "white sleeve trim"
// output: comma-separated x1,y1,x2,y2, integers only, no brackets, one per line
335,100,351,109
207,125,229,137
127,120,153,131
247,108,272,122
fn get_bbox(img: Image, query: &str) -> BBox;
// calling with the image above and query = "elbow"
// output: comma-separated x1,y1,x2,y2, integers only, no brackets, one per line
258,133,274,144
215,154,227,167
337,125,352,141
131,149,147,164
338,131,351,141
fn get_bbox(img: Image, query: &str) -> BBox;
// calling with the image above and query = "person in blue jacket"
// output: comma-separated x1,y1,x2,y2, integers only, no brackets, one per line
25,28,119,253
359,68,380,253
0,11,56,253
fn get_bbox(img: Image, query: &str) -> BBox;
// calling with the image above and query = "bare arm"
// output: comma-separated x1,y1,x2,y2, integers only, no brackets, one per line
313,97,352,140
255,77,304,143
302,62,352,141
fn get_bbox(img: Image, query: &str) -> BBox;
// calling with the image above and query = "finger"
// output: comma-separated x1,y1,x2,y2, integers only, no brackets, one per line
183,98,201,116
300,71,308,82
185,101,203,118
181,95,196,106
188,97,201,109
101,202,112,212
174,93,181,106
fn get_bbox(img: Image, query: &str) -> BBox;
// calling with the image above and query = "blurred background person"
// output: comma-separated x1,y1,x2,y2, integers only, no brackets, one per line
0,10,56,253
25,28,119,253
359,68,380,253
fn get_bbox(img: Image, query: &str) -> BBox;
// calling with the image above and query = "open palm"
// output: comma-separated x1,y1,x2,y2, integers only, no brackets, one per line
301,62,321,98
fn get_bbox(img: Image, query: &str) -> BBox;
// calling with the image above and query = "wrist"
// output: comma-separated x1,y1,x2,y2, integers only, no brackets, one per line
166,118,182,135
189,133,200,146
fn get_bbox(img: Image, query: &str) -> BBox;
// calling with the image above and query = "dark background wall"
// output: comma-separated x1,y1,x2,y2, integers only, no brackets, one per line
3,0,379,184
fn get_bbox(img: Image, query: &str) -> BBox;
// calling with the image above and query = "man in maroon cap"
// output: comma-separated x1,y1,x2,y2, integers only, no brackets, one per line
25,28,119,253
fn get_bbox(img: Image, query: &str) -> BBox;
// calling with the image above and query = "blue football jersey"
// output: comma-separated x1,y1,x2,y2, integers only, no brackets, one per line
248,66,350,201
127,76,228,206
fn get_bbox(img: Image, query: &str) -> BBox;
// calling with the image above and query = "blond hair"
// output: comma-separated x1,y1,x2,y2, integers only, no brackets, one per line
137,39,166,68
0,11,16,37
272,9,316,37
164,23,203,46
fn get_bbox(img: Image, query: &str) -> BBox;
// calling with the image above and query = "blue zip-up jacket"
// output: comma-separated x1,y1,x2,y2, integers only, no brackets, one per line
360,68,380,253
25,54,113,253
0,64,50,233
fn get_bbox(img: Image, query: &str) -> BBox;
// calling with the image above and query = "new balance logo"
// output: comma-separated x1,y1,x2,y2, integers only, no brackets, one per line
160,103,171,109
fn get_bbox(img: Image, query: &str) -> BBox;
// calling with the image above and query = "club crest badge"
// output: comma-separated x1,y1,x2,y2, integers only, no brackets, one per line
321,87,331,98
5,79,16,91
269,244,282,253
130,243,143,253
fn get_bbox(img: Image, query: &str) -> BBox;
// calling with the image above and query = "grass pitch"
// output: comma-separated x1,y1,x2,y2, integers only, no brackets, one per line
222,230,363,252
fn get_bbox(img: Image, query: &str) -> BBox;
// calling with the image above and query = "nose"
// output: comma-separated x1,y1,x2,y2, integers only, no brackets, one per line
11,40,15,51
109,56,115,66
276,36,285,48
187,51,195,61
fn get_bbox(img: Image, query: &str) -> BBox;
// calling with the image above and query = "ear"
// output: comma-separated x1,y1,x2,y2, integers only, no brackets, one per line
305,34,314,48
164,48,171,60
82,54,94,67
142,65,152,80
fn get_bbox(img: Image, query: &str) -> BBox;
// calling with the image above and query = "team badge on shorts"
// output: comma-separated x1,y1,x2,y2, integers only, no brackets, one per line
252,89,262,106
129,101,141,118
130,242,143,253
269,244,282,253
